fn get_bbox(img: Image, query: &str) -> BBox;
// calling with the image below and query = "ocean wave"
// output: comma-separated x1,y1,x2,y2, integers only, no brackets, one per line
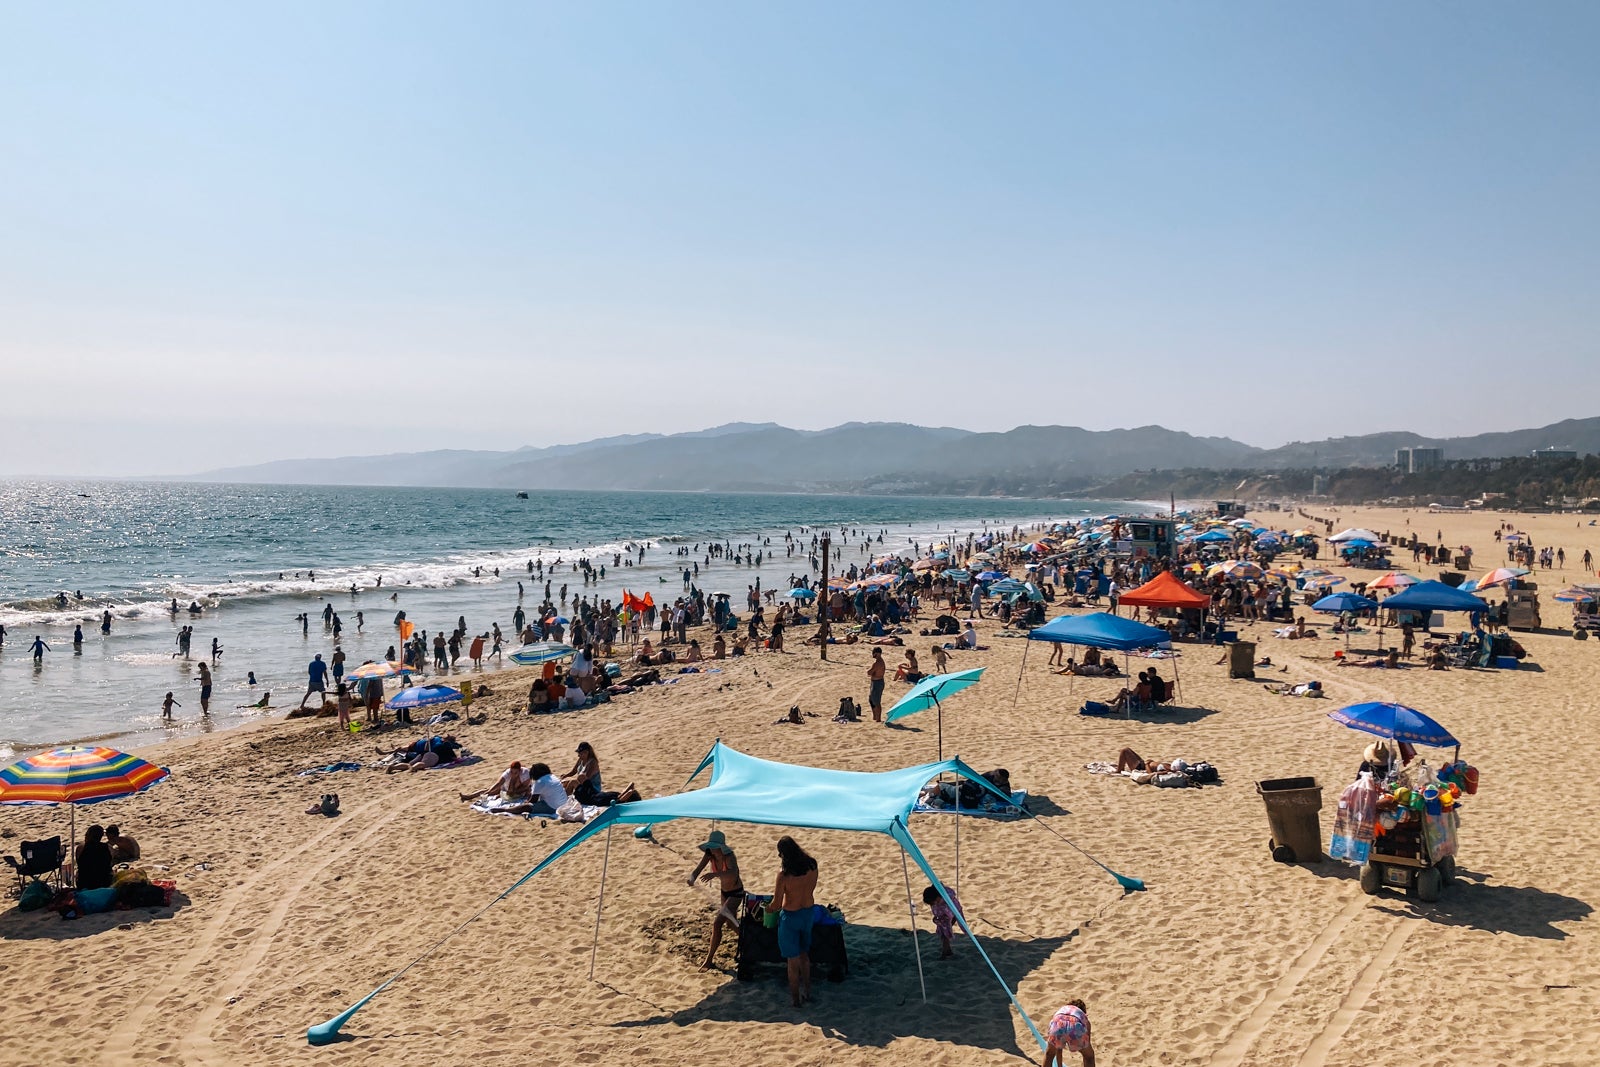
0,537,667,628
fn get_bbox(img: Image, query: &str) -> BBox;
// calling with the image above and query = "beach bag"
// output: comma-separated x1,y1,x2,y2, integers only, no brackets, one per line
556,796,586,823
18,879,52,912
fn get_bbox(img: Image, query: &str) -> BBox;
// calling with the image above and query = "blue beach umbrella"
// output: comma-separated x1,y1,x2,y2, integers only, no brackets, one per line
385,685,462,711
943,568,971,581
1327,701,1458,748
509,642,577,666
1312,592,1377,614
887,667,986,759
977,570,1007,581
785,587,817,599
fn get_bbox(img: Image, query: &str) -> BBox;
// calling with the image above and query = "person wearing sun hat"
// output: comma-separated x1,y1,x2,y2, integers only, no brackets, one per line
687,830,744,971
1044,998,1095,1066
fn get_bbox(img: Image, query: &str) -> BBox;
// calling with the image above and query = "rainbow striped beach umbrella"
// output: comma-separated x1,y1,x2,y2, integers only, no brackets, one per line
0,745,170,847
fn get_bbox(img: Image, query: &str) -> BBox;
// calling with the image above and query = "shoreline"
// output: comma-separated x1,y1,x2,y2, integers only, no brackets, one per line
0,487,1097,753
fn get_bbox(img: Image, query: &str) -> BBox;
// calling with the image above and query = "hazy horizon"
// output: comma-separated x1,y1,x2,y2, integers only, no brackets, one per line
5,3,1598,477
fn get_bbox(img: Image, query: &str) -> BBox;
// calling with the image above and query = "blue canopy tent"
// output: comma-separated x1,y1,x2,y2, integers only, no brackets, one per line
1381,580,1492,664
1015,612,1177,707
1027,612,1171,650
1380,581,1489,615
308,744,1142,1048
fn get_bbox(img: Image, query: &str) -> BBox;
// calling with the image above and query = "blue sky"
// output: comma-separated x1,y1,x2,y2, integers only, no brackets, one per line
3,2,1597,475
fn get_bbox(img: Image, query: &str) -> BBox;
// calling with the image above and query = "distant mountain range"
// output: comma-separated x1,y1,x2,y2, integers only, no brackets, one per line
185,417,1600,495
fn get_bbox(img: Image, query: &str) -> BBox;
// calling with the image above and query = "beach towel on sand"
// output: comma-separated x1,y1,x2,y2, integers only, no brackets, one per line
470,798,605,821
914,789,1029,818
297,761,362,776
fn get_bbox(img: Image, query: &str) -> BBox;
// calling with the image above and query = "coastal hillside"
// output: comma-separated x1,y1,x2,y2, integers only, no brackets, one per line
186,417,1600,492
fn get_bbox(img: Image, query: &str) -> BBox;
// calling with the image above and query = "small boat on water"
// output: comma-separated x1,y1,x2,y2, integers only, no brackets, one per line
516,491,529,499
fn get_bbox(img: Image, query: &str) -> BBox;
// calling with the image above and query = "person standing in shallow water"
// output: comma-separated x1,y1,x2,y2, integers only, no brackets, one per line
196,661,213,716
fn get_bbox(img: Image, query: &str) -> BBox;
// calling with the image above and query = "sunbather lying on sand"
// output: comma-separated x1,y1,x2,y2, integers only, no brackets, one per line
383,734,462,772
1263,680,1324,697
1060,659,1120,678
1337,648,1402,668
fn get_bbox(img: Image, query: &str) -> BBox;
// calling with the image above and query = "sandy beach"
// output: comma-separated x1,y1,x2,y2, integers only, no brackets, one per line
4,504,1599,1067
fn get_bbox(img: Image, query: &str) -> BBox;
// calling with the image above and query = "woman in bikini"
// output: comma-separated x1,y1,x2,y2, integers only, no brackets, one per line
688,830,743,971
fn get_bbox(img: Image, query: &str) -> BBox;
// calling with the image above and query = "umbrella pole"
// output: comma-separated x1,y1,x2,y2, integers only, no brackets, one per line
900,847,927,1003
587,824,614,981
934,694,943,762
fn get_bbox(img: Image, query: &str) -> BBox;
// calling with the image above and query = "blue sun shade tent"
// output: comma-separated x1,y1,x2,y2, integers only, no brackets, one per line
1379,581,1490,614
309,743,1098,1049
1027,612,1171,651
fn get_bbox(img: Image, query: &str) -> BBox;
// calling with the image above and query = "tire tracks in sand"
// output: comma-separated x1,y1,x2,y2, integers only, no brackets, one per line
1205,894,1367,1067
102,797,392,1065
1294,920,1414,1067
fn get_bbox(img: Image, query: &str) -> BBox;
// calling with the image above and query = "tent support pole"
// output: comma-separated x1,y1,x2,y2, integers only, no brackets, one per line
900,847,927,1002
954,795,961,898
1011,641,1029,708
588,824,614,981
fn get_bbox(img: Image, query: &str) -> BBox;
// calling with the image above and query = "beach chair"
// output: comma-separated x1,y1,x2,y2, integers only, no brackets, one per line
5,836,64,895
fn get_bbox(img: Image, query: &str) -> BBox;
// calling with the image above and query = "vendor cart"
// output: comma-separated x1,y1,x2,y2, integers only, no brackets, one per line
1359,801,1458,902
1326,701,1474,903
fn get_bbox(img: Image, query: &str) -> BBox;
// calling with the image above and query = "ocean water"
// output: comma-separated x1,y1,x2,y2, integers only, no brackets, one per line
0,481,1134,756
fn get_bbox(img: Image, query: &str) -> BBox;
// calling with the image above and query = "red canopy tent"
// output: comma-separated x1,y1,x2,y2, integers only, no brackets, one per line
1115,572,1208,702
1118,571,1211,610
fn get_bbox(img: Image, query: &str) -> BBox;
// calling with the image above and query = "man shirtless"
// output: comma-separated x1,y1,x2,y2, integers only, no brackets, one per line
867,647,886,722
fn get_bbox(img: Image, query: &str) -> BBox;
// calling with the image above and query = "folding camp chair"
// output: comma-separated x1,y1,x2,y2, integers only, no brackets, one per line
5,836,64,895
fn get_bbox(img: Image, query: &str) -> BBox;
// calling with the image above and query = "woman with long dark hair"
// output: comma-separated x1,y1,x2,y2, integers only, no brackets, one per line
771,836,819,1007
